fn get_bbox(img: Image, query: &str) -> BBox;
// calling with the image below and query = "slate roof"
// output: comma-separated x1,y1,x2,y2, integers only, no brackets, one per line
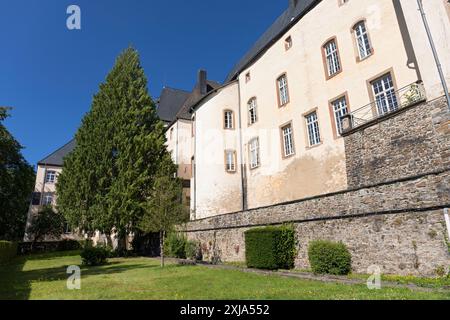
225,0,320,83
38,139,76,167
176,80,221,120
156,87,191,123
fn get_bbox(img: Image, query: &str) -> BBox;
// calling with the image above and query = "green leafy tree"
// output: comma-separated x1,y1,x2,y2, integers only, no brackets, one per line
0,107,35,241
57,47,173,248
28,206,65,248
138,168,189,267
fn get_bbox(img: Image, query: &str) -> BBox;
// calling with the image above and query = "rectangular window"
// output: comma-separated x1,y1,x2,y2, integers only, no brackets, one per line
277,74,290,106
31,192,41,206
249,138,260,169
306,112,322,146
224,110,234,129
354,21,372,60
43,193,54,206
225,150,236,173
45,171,57,184
371,73,398,116
281,123,295,157
323,40,341,77
331,96,349,135
248,98,258,125
285,36,293,51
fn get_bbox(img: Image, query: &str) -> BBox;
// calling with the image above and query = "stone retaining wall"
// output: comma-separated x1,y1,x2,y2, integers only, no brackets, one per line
184,97,450,276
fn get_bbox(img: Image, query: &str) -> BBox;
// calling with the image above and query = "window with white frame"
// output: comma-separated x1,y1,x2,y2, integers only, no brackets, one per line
323,40,341,77
249,138,260,169
225,150,236,173
45,170,57,184
306,112,321,146
354,21,372,60
277,74,289,106
224,110,234,129
248,98,258,125
43,193,54,206
331,96,349,135
371,73,398,116
281,123,295,157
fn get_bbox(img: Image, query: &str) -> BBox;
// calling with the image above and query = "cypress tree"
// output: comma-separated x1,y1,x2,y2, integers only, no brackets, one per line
57,48,176,246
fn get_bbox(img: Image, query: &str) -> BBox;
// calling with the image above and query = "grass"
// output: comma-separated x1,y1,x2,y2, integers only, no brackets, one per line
0,251,449,300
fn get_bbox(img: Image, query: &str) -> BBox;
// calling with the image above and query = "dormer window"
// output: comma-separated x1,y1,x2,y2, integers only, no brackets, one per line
285,36,293,51
245,72,251,83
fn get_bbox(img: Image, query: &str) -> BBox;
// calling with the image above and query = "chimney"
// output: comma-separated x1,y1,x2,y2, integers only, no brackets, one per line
198,69,207,96
289,0,299,9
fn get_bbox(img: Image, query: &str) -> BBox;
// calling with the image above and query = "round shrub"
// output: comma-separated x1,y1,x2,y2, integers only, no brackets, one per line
80,246,110,266
185,240,200,261
308,240,352,275
165,233,187,259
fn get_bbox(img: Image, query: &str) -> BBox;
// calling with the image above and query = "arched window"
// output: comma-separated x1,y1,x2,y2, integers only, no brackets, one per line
322,38,341,78
248,98,258,125
353,21,373,60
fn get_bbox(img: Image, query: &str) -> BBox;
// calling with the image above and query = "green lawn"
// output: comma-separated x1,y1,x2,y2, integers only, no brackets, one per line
0,251,449,300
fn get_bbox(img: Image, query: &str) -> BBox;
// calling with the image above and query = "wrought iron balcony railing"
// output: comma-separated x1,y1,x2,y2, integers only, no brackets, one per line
341,81,426,133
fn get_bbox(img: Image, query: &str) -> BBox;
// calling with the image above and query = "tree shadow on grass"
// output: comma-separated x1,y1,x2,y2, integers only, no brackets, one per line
0,255,156,300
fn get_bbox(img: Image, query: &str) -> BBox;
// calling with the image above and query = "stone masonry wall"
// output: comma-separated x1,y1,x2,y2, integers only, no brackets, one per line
344,97,450,189
184,97,450,276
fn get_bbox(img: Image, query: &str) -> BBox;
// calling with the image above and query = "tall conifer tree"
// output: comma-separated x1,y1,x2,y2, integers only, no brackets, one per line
57,48,176,244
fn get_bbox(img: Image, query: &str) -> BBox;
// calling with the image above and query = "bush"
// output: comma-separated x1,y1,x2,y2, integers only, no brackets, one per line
165,233,187,259
245,225,296,270
80,246,110,266
0,241,18,264
185,240,200,261
57,239,81,252
308,240,352,275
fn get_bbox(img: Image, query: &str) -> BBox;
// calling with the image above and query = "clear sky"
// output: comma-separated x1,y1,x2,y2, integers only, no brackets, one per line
1,0,287,167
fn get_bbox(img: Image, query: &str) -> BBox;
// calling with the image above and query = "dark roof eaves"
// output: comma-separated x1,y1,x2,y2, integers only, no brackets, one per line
190,80,239,114
37,139,76,166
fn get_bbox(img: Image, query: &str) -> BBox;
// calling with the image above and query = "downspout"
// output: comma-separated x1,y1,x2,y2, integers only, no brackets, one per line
40,163,48,208
417,0,450,111
237,79,247,211
444,208,450,243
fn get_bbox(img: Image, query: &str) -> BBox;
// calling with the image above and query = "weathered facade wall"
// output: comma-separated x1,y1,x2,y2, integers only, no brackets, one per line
184,97,450,276
345,96,450,188
192,82,243,219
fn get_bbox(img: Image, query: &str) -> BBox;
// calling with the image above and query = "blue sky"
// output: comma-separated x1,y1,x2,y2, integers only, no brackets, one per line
1,0,286,167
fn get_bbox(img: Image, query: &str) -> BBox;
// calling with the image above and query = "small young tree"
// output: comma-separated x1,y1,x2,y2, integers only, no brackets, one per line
28,206,65,249
138,171,189,267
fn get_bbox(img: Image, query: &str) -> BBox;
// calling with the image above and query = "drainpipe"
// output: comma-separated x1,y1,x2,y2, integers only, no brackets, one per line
417,0,450,111
444,208,450,242
237,79,247,211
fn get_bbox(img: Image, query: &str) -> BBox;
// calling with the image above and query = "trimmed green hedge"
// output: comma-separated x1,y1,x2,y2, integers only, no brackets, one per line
80,246,110,266
0,241,18,264
308,240,352,275
245,225,296,270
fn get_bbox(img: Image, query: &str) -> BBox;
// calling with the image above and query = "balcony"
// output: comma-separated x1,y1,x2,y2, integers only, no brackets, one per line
341,81,426,134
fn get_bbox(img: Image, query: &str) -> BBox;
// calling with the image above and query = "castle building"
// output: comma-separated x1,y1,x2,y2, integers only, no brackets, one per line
25,0,450,275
